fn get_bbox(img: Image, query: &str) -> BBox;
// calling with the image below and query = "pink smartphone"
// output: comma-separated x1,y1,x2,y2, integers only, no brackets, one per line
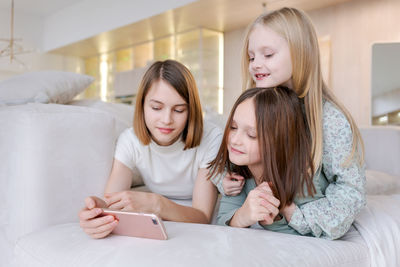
101,209,168,240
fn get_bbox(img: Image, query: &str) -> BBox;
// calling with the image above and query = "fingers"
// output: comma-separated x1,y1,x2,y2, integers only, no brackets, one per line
228,190,243,196
257,191,280,208
107,200,126,210
80,215,115,230
223,174,245,196
79,207,103,221
85,197,96,209
84,196,107,209
257,182,273,194
80,216,119,239
104,192,124,207
259,199,279,217
229,173,245,182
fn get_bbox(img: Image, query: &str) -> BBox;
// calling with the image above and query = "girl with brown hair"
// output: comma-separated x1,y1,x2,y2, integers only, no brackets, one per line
79,60,222,238
210,87,317,235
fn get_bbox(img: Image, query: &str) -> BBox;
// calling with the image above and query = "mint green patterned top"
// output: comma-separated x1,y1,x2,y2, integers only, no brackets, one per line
215,101,366,240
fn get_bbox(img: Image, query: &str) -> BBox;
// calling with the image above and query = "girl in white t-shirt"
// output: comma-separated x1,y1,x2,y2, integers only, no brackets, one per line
79,60,222,239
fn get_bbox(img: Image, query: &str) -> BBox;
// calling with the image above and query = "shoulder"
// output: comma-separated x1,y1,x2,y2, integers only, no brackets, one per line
117,127,141,147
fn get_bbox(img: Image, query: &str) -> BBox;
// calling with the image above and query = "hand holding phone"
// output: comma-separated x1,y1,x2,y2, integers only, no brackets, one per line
101,209,168,240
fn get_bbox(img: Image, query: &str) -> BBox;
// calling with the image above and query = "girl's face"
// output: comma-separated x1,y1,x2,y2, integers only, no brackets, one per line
144,79,188,146
248,24,293,89
228,98,262,178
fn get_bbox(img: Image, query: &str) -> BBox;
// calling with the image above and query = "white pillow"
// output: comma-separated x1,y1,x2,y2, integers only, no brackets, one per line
0,71,94,105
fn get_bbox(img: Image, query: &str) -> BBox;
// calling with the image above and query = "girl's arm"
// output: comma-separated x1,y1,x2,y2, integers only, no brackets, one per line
104,159,134,193
105,167,218,224
158,168,218,223
286,102,366,240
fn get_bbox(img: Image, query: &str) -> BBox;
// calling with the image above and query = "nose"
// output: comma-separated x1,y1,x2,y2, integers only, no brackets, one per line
251,56,262,70
161,110,173,125
229,130,242,146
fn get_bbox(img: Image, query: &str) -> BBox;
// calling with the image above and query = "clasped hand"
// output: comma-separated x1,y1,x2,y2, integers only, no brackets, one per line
232,182,280,228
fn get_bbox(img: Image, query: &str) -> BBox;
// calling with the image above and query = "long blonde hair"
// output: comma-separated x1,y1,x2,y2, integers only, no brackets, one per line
241,7,364,168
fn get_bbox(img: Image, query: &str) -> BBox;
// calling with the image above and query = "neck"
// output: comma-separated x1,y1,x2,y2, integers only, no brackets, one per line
248,163,263,185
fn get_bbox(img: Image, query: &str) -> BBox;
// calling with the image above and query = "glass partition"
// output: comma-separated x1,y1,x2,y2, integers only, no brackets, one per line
371,43,400,125
83,28,223,113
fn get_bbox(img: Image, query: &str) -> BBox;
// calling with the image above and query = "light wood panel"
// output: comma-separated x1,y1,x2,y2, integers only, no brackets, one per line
49,0,353,58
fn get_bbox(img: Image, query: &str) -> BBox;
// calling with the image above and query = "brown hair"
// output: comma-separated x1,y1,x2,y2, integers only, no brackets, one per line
208,87,315,209
133,60,203,149
241,7,364,169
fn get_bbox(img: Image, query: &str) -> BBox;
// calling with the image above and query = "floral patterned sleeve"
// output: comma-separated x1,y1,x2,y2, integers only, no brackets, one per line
288,101,366,240
210,169,227,196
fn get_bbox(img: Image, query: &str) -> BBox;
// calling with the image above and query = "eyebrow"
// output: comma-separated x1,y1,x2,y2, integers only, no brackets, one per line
248,46,275,53
149,99,187,107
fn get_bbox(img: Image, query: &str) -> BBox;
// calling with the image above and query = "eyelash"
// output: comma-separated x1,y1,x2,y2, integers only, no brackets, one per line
248,54,274,61
151,107,185,113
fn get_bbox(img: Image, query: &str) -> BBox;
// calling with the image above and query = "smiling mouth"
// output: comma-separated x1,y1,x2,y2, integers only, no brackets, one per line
230,146,245,154
255,73,268,79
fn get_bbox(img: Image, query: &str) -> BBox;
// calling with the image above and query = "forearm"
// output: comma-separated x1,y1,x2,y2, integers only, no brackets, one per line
158,195,210,223
104,159,133,194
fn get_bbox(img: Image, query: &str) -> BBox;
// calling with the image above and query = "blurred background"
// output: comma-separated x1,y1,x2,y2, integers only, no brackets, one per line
0,0,399,126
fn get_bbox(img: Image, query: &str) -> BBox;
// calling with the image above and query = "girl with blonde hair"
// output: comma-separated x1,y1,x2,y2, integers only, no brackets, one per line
217,7,366,239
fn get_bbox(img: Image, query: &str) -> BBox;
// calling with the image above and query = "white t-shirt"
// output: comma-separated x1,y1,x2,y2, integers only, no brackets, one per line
114,121,222,199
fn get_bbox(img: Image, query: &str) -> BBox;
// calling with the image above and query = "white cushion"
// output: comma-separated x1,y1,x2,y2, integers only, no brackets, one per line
365,169,400,195
0,71,94,105
360,126,400,176
13,222,369,267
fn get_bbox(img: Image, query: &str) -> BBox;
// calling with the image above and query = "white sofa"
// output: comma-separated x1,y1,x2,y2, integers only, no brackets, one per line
1,102,400,267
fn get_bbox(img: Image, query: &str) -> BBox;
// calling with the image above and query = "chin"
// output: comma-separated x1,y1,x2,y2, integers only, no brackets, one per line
229,156,245,167
255,81,274,88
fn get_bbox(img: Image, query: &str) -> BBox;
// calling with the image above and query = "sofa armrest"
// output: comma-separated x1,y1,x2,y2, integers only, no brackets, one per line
0,103,118,244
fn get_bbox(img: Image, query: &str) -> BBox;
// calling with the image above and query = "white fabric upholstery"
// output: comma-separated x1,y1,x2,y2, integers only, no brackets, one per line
360,126,400,176
13,222,369,267
365,169,400,195
0,103,120,265
0,103,399,267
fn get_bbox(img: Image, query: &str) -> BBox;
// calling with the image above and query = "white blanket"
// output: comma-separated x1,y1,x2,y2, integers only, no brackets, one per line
354,194,400,267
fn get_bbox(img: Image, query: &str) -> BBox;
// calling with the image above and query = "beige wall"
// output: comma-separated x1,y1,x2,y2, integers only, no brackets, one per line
223,0,400,126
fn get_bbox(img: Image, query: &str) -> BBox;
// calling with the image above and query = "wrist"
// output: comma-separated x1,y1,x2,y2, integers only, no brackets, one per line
282,203,296,222
230,208,250,228
152,193,163,217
